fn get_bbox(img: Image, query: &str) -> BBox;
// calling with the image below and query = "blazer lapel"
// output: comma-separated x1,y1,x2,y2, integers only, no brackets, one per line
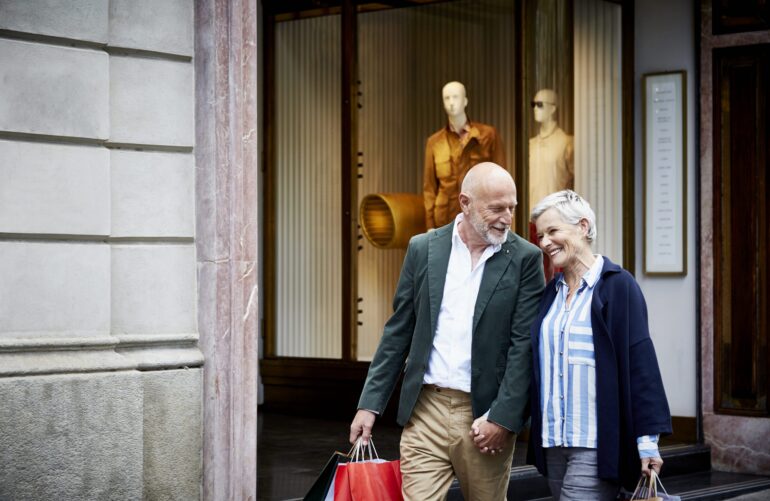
472,236,515,333
428,225,453,339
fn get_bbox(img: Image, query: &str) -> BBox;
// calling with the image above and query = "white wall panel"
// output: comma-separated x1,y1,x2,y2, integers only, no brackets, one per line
356,9,415,360
111,150,194,238
0,0,109,44
0,242,110,335
274,16,342,358
109,0,193,56
110,56,194,147
0,39,109,139
111,245,196,334
574,0,623,263
0,140,110,236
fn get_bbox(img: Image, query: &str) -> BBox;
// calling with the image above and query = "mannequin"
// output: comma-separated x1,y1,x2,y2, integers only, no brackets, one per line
423,81,505,229
528,89,574,281
528,88,574,214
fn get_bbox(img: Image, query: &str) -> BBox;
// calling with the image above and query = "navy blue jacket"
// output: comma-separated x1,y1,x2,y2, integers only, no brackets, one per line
528,257,672,490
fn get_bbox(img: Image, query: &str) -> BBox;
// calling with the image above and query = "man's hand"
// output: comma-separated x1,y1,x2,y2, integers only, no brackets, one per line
349,409,376,445
641,456,663,477
469,415,511,455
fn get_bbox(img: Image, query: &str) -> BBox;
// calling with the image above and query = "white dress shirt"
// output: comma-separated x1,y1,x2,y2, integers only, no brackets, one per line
423,213,503,392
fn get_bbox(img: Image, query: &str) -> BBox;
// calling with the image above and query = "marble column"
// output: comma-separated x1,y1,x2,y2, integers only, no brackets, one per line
195,0,259,499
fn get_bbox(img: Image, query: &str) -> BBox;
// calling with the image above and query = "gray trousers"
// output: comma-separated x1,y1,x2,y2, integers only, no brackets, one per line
545,447,619,501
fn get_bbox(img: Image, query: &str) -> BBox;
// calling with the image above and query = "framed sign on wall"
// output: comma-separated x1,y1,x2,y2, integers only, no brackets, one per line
642,70,687,276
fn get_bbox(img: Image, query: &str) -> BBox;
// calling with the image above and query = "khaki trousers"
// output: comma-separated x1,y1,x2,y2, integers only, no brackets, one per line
399,385,515,501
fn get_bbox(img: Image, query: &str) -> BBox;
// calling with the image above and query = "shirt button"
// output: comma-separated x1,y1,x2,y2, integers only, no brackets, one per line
560,395,564,399
559,351,563,355
559,373,563,377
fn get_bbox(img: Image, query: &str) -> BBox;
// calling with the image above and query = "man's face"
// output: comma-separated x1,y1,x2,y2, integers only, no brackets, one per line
466,184,517,246
442,83,468,118
532,90,556,123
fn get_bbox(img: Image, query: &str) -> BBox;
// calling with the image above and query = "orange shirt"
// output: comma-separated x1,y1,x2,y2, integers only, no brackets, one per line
422,120,506,229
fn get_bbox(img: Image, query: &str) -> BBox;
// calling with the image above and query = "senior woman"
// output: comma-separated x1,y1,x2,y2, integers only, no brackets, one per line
528,190,672,500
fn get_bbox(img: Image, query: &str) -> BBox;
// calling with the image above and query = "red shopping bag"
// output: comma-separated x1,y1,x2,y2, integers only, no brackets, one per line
334,439,403,501
347,460,402,501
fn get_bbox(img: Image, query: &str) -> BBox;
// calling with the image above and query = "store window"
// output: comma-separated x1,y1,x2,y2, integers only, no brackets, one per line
264,0,632,362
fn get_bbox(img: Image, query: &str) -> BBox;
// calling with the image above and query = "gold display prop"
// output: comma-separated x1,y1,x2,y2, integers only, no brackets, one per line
359,193,426,249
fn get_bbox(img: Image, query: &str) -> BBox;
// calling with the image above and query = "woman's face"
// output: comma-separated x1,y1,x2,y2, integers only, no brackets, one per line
534,207,590,271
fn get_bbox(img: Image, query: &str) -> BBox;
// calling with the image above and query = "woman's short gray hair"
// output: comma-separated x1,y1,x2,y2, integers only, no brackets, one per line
530,190,597,242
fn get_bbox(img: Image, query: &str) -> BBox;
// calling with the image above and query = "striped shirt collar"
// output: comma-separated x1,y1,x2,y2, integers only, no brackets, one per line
555,254,604,291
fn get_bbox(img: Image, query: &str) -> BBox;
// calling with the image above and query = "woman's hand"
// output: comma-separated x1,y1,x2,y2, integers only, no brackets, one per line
641,456,663,477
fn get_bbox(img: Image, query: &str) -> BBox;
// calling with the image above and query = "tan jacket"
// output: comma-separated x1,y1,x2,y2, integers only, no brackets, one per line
528,126,574,213
423,121,505,228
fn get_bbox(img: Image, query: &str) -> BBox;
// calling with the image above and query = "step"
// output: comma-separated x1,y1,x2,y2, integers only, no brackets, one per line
658,443,712,477
663,471,770,501
446,444,726,501
447,469,770,501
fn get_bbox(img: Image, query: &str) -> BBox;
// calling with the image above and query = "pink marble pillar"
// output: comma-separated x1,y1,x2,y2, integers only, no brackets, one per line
195,0,259,499
699,0,770,476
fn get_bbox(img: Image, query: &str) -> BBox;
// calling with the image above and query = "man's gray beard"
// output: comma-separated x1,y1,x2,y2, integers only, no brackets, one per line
469,211,508,245
484,228,508,245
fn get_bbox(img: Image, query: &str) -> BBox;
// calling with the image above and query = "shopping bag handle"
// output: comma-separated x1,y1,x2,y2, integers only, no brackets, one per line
348,437,381,462
651,470,670,496
630,469,660,500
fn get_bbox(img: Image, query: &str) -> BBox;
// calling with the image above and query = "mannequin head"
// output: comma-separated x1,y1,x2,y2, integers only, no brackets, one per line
532,88,558,124
442,81,468,119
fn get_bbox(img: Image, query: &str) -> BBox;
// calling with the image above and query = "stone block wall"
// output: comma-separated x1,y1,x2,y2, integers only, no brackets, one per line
0,1,201,499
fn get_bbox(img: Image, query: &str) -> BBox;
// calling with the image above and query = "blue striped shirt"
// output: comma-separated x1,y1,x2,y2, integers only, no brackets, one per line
539,255,659,458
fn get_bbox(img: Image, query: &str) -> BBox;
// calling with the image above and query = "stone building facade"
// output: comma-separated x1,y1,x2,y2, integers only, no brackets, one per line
0,0,259,499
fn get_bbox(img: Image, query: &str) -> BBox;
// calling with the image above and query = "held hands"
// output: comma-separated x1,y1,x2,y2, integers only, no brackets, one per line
349,409,376,445
469,415,510,455
641,456,664,477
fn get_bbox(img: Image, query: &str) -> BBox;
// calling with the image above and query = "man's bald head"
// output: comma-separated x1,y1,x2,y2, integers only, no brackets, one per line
461,162,517,200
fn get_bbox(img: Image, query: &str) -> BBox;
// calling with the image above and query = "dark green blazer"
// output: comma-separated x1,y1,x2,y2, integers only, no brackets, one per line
357,222,544,432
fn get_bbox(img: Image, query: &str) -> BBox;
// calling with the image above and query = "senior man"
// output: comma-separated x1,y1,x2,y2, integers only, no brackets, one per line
349,162,544,500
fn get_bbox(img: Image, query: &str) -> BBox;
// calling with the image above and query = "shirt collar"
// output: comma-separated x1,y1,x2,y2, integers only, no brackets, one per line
446,119,472,134
452,213,503,254
555,254,604,291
